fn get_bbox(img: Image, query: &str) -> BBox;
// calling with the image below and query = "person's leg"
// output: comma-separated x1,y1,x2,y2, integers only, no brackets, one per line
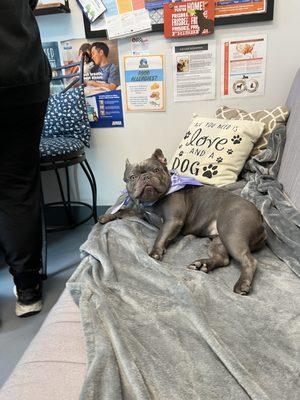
0,102,47,316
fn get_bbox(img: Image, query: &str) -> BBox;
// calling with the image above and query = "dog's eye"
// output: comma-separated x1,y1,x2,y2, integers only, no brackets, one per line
154,168,160,173
129,175,135,181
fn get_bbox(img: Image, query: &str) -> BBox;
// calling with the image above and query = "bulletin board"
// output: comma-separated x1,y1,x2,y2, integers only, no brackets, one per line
83,0,274,39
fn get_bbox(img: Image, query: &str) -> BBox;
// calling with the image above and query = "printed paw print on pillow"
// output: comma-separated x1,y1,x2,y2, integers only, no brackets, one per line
216,157,223,163
227,148,233,155
179,151,184,156
231,135,242,144
202,164,218,179
184,131,191,139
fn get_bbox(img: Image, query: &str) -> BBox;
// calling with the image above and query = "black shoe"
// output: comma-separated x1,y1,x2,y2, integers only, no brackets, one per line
14,284,43,318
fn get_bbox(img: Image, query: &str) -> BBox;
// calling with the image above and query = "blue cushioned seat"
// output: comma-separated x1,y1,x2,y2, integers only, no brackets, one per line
40,136,84,161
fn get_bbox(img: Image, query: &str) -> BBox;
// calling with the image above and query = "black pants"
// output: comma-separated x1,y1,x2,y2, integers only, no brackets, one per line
0,102,47,289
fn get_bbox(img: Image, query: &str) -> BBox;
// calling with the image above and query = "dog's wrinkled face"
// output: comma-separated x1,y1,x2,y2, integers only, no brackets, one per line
124,149,171,203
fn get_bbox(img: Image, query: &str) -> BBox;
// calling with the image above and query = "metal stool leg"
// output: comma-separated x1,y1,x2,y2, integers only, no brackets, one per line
65,166,71,209
83,159,97,222
41,190,48,280
53,165,73,224
80,161,97,222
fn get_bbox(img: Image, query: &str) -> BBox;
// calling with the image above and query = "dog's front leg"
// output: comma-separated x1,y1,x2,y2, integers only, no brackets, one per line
150,219,184,260
98,208,138,224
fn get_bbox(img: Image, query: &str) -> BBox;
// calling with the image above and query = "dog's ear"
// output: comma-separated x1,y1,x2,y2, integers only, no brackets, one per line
125,158,131,169
151,149,167,165
124,159,132,182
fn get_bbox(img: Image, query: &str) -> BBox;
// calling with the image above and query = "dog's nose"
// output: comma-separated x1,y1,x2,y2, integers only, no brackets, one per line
142,174,150,182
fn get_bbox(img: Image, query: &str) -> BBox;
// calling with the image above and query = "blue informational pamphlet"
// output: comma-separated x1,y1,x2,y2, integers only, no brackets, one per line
86,89,124,128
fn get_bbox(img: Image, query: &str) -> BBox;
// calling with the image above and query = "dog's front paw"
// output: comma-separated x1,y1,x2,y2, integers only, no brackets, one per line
187,259,209,272
149,248,165,261
233,279,251,295
98,214,115,224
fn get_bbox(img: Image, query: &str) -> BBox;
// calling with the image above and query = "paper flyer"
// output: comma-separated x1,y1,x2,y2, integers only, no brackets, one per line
164,0,214,38
76,0,106,22
91,0,152,39
215,0,267,17
61,38,124,128
124,55,165,111
173,42,216,102
131,36,150,55
221,35,267,98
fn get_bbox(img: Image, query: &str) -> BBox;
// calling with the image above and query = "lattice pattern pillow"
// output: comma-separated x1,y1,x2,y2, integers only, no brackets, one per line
216,106,289,155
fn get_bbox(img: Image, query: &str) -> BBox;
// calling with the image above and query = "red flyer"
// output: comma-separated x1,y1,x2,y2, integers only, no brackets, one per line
164,0,215,38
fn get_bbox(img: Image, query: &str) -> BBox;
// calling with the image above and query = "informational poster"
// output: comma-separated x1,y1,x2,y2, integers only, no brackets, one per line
61,38,124,128
91,0,152,39
215,0,267,17
164,0,214,38
76,0,106,22
172,42,216,102
124,55,165,111
221,35,267,98
42,41,64,94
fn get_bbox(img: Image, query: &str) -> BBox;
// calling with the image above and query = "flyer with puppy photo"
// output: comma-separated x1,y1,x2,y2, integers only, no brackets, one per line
172,42,216,102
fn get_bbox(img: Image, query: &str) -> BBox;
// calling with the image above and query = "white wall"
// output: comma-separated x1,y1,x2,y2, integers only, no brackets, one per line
38,0,300,206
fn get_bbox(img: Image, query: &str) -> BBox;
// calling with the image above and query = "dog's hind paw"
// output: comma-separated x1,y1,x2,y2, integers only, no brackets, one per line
149,247,165,261
234,280,251,295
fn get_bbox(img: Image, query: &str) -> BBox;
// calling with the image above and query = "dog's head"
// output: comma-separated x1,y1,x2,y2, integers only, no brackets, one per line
124,149,171,204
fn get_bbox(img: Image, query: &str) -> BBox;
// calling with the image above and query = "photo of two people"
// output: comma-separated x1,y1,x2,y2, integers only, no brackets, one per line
61,38,121,95
61,38,124,128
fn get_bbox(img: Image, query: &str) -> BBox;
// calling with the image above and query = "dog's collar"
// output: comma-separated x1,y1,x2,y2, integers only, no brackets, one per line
110,170,203,215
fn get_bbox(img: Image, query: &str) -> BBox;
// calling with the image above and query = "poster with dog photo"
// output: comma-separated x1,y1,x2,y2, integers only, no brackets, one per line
164,0,214,38
61,38,124,128
172,42,216,102
221,34,267,99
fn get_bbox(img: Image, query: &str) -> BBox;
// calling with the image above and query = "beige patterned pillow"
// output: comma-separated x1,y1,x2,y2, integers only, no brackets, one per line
169,116,264,186
216,106,289,155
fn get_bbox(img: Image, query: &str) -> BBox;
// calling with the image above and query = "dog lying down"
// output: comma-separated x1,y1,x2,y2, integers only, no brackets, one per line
99,149,266,295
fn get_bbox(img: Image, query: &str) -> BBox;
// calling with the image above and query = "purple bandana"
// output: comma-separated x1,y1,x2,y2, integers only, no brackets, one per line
110,170,203,214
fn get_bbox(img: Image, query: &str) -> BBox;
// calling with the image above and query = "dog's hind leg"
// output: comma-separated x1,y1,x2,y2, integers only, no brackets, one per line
220,233,258,295
187,236,230,273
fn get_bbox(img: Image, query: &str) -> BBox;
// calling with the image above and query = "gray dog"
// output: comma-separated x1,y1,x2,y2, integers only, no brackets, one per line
99,149,266,295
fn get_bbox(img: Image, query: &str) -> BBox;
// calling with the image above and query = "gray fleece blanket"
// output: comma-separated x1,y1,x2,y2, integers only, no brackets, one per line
68,125,300,400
